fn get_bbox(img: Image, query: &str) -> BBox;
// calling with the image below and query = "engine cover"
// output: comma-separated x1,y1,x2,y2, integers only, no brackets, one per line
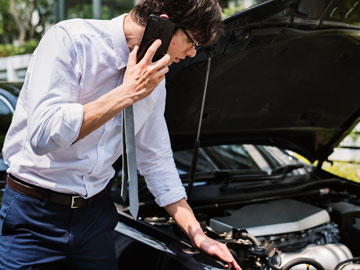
280,244,352,270
210,199,330,236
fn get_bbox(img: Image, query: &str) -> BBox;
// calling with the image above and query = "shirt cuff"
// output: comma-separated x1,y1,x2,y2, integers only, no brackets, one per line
155,186,187,207
52,103,84,148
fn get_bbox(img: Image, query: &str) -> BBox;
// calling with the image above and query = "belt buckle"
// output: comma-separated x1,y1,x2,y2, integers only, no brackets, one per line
71,195,82,208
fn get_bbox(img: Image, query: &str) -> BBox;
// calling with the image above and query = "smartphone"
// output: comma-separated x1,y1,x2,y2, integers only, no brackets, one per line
137,14,176,63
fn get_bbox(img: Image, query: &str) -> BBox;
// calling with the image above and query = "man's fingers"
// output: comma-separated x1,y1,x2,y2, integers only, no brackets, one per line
154,64,169,79
141,56,169,84
230,259,241,270
215,244,242,270
141,39,162,63
123,40,168,102
196,236,242,270
128,45,138,66
155,53,170,67
215,244,232,262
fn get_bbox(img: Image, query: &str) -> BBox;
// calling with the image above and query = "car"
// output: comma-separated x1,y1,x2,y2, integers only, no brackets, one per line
114,0,360,269
0,82,20,189
2,0,360,269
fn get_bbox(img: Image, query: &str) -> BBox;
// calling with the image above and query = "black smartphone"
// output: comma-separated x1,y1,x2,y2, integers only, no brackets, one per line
137,14,176,63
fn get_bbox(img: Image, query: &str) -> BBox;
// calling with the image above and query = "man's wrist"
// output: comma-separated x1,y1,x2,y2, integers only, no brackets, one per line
189,227,207,248
115,83,136,108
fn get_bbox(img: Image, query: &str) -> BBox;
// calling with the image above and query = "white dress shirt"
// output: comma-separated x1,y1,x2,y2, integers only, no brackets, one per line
2,14,187,207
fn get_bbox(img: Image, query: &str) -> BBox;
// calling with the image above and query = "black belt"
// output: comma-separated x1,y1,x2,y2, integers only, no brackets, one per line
6,174,111,208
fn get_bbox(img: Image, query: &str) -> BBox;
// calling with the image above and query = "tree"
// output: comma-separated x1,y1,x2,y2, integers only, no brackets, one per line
1,0,55,45
0,0,18,44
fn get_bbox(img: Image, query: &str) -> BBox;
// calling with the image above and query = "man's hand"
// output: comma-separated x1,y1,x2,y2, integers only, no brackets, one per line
192,231,241,270
165,198,241,270
121,39,170,104
75,39,170,141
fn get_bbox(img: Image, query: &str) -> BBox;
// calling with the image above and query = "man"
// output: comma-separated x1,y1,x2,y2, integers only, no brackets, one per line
0,0,241,269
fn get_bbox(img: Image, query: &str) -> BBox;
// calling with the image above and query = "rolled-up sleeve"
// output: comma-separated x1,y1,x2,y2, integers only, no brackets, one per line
26,25,83,156
135,96,187,207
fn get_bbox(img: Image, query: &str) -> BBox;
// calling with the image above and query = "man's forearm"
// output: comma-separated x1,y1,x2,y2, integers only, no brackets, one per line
165,198,242,270
76,41,169,142
164,198,206,247
76,84,133,141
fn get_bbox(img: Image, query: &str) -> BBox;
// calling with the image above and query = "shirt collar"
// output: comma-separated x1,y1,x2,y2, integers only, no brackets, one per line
110,14,130,70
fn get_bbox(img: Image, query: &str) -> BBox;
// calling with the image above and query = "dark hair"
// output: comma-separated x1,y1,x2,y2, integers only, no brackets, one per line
130,0,224,46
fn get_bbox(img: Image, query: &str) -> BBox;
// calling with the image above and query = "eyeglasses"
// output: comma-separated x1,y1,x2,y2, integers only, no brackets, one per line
179,27,200,52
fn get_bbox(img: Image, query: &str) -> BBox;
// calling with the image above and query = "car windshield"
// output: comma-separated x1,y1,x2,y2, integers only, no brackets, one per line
173,144,306,176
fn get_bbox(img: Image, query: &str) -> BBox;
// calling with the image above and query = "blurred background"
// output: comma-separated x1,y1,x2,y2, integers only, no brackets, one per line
0,0,263,60
0,0,359,185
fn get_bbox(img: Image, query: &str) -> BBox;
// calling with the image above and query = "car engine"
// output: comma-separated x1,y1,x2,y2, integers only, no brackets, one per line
201,199,360,270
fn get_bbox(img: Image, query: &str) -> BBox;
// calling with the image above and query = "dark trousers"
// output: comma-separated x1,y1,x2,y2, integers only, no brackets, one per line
0,185,118,270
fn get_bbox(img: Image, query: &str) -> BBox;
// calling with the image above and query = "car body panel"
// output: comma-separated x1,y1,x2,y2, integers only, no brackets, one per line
114,211,226,270
165,0,360,163
1,1,360,269
0,82,21,188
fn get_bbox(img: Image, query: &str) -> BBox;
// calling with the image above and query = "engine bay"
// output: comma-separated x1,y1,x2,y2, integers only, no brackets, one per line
141,179,360,270
205,198,359,269
209,199,331,236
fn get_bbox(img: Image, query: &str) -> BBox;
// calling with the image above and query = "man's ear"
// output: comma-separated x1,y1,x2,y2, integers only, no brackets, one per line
159,14,169,19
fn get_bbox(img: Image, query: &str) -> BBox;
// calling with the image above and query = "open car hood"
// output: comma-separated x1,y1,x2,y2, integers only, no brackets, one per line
165,0,360,163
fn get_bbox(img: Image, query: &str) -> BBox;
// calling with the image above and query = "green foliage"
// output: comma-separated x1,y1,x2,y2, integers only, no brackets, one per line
0,39,38,57
222,4,245,18
0,0,54,45
322,161,360,183
0,0,18,43
222,0,265,18
67,3,93,19
293,153,360,183
348,128,359,141
67,2,132,20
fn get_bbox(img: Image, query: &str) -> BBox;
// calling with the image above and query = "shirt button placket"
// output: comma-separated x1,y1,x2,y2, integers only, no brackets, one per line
92,120,112,175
